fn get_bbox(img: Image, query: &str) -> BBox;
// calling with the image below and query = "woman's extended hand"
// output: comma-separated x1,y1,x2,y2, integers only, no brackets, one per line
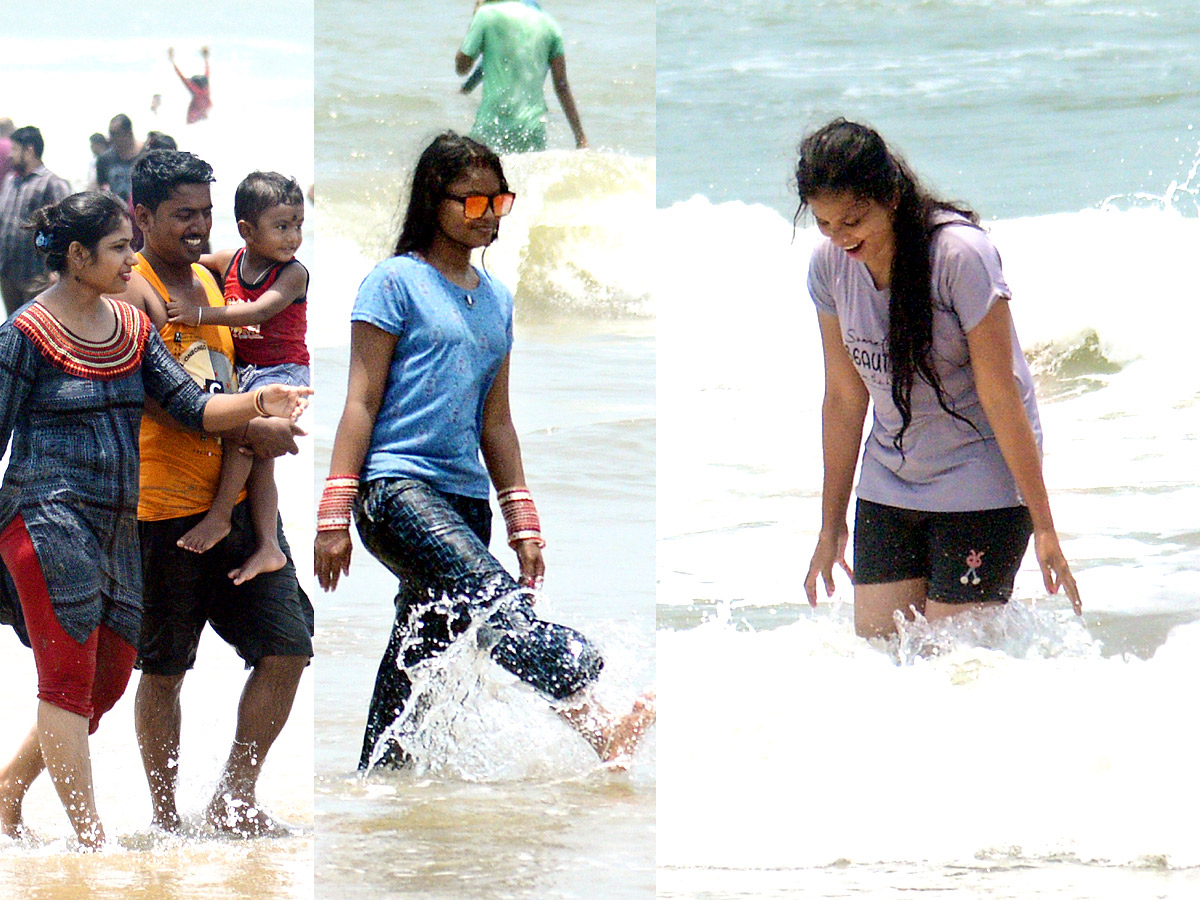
315,528,352,592
514,539,545,590
803,528,853,608
1034,528,1082,615
258,384,314,422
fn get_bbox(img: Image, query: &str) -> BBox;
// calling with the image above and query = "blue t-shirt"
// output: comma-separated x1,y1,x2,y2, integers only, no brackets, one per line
351,255,514,498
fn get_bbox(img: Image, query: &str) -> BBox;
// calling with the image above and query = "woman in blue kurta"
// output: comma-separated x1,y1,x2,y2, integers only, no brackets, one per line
0,192,310,849
315,133,652,771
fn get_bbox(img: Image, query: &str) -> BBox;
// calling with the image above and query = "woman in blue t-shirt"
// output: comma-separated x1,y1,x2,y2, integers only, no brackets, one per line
796,119,1082,639
315,132,653,770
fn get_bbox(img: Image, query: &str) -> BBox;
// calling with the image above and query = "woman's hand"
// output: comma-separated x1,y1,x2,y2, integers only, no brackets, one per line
315,528,353,592
257,384,313,422
803,528,852,608
1034,528,1082,615
514,538,545,590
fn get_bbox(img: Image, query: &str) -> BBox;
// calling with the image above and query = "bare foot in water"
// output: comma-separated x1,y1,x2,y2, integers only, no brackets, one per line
0,794,27,841
176,514,231,554
601,689,656,769
227,545,287,585
205,792,287,838
150,809,184,834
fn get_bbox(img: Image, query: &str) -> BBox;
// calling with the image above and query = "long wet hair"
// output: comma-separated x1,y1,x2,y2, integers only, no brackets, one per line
28,191,130,274
393,131,508,258
795,118,980,454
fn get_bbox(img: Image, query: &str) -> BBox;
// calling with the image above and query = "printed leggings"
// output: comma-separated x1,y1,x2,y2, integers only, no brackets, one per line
355,478,604,770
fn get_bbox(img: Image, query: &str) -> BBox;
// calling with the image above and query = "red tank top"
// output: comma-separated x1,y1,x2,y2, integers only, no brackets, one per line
223,247,310,367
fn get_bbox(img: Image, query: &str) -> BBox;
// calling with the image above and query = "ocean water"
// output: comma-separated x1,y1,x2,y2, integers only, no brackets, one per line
312,3,656,898
0,4,316,897
657,1,1200,897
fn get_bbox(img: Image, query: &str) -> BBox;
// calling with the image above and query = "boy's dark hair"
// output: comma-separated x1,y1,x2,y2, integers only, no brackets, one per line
131,149,215,212
234,171,305,225
11,126,44,159
29,191,129,274
394,131,507,257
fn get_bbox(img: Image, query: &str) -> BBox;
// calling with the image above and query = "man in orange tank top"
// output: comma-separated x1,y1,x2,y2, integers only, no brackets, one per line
119,150,313,836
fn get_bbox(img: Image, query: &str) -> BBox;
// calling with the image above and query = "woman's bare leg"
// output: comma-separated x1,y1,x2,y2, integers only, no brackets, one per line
37,701,103,849
924,597,1005,623
854,578,928,639
0,724,44,839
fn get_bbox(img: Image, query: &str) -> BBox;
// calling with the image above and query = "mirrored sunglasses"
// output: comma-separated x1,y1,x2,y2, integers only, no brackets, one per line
445,191,516,219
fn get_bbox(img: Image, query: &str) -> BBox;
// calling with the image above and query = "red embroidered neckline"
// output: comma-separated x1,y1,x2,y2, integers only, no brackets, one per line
14,300,147,380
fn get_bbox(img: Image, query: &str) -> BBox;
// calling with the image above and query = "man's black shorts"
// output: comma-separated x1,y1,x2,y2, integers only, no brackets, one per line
853,499,1033,604
137,501,314,676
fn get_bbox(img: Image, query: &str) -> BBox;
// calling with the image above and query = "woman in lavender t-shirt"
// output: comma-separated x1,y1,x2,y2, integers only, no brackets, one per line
796,119,1081,638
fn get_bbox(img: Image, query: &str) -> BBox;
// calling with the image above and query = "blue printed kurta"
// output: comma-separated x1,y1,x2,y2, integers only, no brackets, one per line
0,298,209,645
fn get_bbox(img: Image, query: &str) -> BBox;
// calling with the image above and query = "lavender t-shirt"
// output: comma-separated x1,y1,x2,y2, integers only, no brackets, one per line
807,217,1041,512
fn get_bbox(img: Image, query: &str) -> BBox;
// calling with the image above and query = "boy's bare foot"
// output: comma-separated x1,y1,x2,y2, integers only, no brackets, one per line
601,689,656,770
176,515,232,554
227,545,287,585
206,792,287,837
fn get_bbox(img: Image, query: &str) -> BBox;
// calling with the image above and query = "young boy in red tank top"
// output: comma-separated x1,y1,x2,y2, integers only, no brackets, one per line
166,172,309,583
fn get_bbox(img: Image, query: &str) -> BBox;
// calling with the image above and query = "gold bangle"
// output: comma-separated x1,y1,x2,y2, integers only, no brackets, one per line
253,387,269,417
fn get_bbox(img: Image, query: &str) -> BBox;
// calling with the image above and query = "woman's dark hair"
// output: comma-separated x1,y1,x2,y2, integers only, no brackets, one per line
795,118,980,454
394,131,508,257
28,191,130,273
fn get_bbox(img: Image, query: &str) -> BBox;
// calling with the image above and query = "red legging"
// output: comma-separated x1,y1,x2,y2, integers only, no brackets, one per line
0,515,137,734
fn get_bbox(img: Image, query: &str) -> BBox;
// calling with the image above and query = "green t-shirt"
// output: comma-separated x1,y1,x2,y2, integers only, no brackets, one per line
460,0,565,153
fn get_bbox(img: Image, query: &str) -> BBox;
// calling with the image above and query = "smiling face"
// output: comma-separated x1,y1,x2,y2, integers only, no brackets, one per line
73,217,137,295
808,191,897,286
436,165,504,250
136,182,213,266
241,203,304,265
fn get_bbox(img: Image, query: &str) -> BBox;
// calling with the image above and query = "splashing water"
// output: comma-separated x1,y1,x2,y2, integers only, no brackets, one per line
893,599,1102,667
364,578,646,782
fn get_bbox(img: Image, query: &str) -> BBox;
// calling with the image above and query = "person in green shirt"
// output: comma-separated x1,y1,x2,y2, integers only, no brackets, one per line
455,0,588,153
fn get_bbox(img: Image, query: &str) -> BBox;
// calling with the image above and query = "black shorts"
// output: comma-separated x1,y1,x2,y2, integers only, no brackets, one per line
137,501,314,676
852,499,1033,604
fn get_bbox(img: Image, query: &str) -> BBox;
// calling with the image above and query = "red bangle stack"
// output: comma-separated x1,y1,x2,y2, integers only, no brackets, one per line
318,475,360,532
497,486,545,548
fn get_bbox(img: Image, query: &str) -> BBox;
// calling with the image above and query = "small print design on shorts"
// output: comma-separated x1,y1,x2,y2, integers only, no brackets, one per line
960,549,985,586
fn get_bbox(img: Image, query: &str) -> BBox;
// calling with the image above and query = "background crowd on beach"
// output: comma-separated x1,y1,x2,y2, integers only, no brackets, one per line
0,44,210,314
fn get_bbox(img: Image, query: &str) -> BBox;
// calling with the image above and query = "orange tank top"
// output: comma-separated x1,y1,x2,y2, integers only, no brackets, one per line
135,255,245,520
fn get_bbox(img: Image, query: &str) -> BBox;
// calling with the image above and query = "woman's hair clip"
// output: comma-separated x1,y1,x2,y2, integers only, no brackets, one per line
34,229,52,250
